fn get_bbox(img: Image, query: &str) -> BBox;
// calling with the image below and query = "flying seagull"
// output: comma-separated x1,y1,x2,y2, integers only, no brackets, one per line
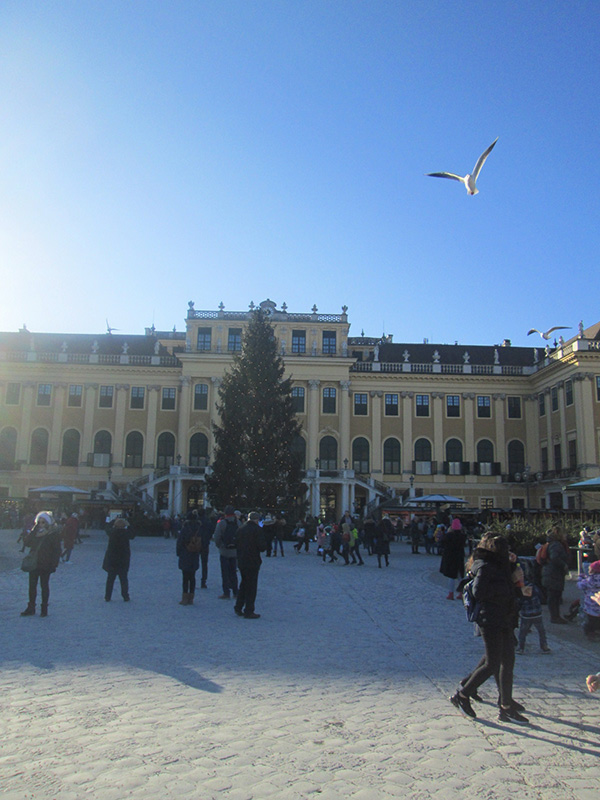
426,138,498,195
106,319,120,335
527,326,571,340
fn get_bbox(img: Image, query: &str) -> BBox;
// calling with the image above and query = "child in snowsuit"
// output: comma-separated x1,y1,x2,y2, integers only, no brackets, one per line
516,582,551,654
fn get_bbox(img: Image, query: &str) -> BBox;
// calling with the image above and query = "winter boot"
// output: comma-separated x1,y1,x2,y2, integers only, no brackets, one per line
187,593,195,605
40,604,48,618
446,592,455,600
20,603,36,616
179,593,189,605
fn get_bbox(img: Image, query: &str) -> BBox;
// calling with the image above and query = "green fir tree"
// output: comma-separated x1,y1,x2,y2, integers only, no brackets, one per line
207,310,305,510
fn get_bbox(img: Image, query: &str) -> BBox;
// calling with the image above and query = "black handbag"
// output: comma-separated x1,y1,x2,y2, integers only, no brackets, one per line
21,551,38,572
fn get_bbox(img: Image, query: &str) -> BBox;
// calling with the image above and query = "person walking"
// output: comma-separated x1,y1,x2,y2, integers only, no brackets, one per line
374,516,392,568
103,518,135,602
61,512,80,562
213,505,240,599
198,508,216,589
176,511,202,605
271,513,286,557
516,581,551,654
540,526,570,623
234,511,266,619
439,518,466,599
349,523,364,565
450,535,528,724
20,511,62,617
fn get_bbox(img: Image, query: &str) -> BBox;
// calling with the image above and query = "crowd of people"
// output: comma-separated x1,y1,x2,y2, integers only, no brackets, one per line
16,507,600,711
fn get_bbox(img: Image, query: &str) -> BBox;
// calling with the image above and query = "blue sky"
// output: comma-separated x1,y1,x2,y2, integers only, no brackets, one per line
1,1,598,347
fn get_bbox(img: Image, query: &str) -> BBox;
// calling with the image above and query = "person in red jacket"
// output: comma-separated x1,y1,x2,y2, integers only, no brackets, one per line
61,513,80,562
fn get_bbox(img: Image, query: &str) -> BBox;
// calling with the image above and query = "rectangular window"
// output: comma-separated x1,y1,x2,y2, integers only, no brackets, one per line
162,387,176,410
6,383,20,405
565,380,573,406
446,395,460,417
539,393,546,416
554,443,562,471
323,387,336,414
291,330,306,354
291,387,305,413
354,393,368,416
480,498,494,510
227,328,242,352
416,395,430,417
130,386,145,410
541,446,548,473
193,384,208,411
322,330,336,355
507,396,522,419
568,439,577,470
596,376,600,402
68,385,83,407
551,386,558,412
197,328,212,351
477,396,491,418
99,385,114,408
37,384,52,406
385,393,398,416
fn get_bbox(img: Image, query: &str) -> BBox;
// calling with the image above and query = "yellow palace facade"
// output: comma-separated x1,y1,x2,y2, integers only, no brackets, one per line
1,299,600,518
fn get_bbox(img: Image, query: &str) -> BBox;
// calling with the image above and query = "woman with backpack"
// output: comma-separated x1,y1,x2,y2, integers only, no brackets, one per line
450,534,528,724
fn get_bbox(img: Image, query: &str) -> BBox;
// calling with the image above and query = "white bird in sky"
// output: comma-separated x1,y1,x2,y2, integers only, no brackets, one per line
527,326,571,340
426,138,498,195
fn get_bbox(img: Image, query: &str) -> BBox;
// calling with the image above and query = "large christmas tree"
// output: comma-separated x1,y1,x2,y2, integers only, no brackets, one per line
207,309,305,510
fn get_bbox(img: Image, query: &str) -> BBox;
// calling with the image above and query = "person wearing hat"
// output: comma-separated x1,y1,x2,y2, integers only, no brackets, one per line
176,510,201,605
439,518,467,599
20,511,62,617
102,517,135,602
578,560,600,640
262,513,276,557
234,511,266,619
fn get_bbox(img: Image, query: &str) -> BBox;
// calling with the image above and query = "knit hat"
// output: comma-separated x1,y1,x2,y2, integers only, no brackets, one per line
589,560,600,574
450,519,462,531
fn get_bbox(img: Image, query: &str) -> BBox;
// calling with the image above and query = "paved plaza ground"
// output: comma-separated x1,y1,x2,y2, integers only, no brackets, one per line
1,529,599,800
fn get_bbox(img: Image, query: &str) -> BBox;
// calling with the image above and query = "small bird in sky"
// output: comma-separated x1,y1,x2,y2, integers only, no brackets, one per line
426,138,498,195
106,319,120,335
527,326,571,340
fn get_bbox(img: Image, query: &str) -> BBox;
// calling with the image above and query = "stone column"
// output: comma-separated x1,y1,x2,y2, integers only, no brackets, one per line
432,393,444,472
178,377,192,463
112,384,130,469
574,374,596,469
494,394,506,472
307,380,320,467
16,382,36,464
370,390,382,474
81,384,98,465
463,394,475,464
48,383,66,467
144,386,160,468
210,377,222,455
339,380,351,466
401,392,413,475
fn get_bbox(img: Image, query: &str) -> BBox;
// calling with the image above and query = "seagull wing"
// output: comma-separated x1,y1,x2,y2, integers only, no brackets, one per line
426,172,464,182
527,329,541,336
545,326,570,335
471,138,498,181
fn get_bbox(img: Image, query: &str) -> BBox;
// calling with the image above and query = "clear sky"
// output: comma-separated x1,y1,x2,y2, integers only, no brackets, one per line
1,1,598,347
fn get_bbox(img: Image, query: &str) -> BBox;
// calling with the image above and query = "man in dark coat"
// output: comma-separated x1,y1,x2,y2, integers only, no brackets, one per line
103,518,135,601
234,511,266,619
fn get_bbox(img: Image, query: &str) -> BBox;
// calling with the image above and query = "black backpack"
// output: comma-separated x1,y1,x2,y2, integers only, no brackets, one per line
222,519,238,550
462,576,481,624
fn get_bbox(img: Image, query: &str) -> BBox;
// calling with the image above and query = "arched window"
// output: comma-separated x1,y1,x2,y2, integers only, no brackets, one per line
92,429,112,467
30,428,49,466
383,438,401,474
0,427,17,469
319,436,337,470
291,435,306,470
352,437,370,473
157,431,176,469
476,439,495,475
125,431,144,468
445,438,464,475
414,438,432,475
61,429,80,467
189,432,208,467
508,440,525,478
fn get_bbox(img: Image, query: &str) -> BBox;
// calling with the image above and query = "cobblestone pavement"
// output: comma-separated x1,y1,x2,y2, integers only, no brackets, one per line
1,530,599,799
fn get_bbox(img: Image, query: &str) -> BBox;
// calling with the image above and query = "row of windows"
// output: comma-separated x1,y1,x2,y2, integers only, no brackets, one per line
196,328,338,354
539,379,576,416
291,388,523,419
3,383,211,412
0,427,210,470
292,435,526,475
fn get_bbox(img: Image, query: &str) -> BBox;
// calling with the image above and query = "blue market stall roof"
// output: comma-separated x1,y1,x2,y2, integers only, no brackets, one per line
377,341,535,367
0,331,174,357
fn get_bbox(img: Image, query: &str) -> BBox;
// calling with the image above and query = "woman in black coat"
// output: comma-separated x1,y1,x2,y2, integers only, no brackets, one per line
176,512,201,605
20,511,62,617
103,518,135,601
439,519,467,599
450,535,528,724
